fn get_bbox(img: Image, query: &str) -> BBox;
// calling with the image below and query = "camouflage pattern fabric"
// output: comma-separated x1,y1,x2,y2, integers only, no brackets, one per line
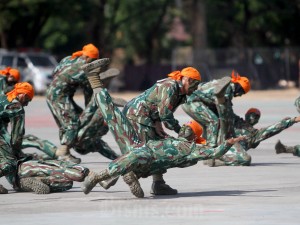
46,56,93,146
183,80,236,147
295,95,300,114
46,56,118,159
21,134,57,159
293,145,300,156
73,98,119,159
274,96,300,157
218,116,298,166
123,78,186,141
0,76,8,95
0,95,26,182
93,88,233,178
17,159,89,192
21,99,119,160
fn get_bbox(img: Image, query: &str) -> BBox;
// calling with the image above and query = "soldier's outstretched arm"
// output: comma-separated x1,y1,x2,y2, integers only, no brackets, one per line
251,116,300,147
187,136,245,161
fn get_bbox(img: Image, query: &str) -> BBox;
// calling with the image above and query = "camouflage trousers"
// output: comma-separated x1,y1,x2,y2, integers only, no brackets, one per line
182,101,236,147
182,101,219,146
46,97,119,160
0,134,18,178
21,133,119,161
17,160,89,192
46,98,81,146
293,145,300,156
93,88,232,178
22,134,57,159
219,143,251,166
295,95,300,113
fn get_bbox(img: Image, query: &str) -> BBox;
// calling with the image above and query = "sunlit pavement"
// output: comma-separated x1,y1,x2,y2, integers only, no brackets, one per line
1,89,300,225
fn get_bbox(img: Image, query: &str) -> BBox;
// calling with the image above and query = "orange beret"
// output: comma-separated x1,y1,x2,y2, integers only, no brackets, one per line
186,120,206,144
168,67,201,81
231,70,251,93
6,82,34,102
71,43,99,59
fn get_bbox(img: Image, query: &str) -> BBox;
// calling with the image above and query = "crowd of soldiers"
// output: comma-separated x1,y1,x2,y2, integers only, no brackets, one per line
0,43,299,197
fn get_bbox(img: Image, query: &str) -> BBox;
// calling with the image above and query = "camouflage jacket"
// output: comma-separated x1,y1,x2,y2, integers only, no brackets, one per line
46,56,93,107
187,80,235,113
123,78,186,132
0,76,13,95
0,76,8,95
0,95,25,154
234,116,297,149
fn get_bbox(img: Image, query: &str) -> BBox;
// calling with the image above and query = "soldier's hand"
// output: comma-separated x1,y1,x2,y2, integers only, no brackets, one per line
154,121,169,138
226,136,246,145
294,116,300,122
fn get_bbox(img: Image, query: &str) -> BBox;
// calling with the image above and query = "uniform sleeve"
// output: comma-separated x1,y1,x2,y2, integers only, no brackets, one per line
3,102,25,152
10,113,25,152
157,84,181,133
250,117,297,146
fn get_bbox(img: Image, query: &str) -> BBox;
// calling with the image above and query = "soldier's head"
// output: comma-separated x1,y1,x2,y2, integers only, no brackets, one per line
0,67,20,85
245,108,261,126
295,97,300,114
6,82,34,106
71,43,99,63
231,71,250,97
178,120,206,144
168,67,201,95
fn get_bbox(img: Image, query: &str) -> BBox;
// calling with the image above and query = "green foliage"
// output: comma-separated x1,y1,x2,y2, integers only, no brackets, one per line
0,0,300,62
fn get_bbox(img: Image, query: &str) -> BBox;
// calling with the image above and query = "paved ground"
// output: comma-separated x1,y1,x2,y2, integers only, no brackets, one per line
1,88,300,225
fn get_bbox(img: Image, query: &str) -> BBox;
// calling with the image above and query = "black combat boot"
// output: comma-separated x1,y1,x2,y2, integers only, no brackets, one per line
0,184,8,194
275,140,296,154
150,174,177,195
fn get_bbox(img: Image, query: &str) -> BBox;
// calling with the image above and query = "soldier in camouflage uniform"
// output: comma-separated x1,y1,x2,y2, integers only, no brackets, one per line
180,108,300,166
182,71,250,148
0,67,20,94
0,82,102,194
275,95,300,156
0,68,62,160
13,159,91,194
121,67,201,195
46,43,116,163
80,59,244,198
20,97,122,163
21,99,121,162
0,82,45,194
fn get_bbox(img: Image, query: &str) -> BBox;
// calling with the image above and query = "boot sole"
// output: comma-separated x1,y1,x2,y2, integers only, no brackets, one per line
214,77,232,97
20,178,50,194
81,58,110,73
123,172,144,198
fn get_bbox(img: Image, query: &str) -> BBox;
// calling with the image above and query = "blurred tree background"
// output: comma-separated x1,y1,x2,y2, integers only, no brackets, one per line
1,0,300,89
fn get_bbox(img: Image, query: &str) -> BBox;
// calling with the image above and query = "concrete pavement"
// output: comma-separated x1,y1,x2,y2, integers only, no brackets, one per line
1,90,300,225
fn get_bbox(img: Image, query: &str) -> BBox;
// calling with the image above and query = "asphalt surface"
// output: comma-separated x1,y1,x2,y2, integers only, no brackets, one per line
1,89,300,225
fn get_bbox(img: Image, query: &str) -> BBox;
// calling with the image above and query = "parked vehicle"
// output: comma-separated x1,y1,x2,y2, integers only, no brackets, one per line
0,49,57,95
